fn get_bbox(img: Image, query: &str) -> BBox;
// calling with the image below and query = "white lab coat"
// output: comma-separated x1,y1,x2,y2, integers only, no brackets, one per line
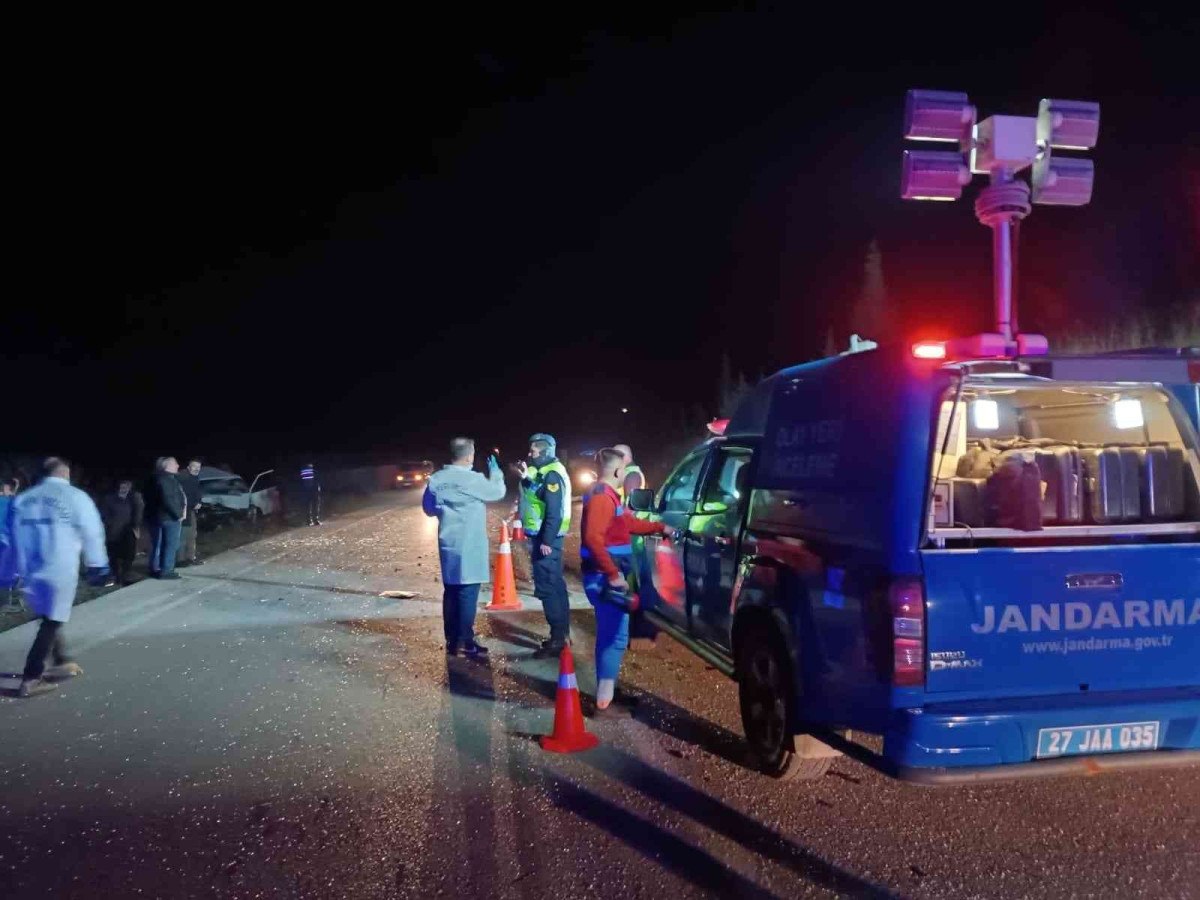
14,477,108,622
422,464,506,585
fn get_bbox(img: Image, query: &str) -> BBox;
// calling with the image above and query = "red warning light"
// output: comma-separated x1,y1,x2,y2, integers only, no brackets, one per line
911,341,947,360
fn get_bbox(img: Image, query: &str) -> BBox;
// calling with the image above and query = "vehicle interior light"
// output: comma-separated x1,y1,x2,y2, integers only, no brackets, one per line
1113,399,1144,430
912,341,947,360
972,399,1000,430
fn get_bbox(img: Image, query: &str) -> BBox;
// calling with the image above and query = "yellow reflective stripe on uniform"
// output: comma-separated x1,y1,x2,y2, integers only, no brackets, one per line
544,460,572,534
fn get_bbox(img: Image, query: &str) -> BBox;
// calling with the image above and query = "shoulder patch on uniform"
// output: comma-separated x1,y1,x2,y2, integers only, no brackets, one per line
547,482,560,492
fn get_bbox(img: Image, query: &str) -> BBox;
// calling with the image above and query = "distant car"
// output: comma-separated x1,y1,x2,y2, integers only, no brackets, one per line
567,451,599,497
198,467,280,522
394,460,434,488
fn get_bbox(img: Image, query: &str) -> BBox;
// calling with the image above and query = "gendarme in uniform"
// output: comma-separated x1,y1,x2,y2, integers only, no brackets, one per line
519,432,572,656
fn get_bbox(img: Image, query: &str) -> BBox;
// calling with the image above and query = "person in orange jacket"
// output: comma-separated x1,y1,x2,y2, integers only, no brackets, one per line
580,447,674,714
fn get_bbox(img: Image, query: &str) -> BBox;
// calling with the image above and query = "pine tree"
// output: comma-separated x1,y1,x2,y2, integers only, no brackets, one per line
717,351,751,418
851,239,888,340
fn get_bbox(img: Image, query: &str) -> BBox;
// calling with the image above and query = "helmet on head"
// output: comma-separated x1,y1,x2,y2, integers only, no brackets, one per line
528,432,557,458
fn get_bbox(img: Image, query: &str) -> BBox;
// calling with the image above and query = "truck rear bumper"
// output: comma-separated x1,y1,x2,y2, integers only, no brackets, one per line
883,686,1200,778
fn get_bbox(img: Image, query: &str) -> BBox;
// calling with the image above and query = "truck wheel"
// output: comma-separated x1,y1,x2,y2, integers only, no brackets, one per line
738,621,832,781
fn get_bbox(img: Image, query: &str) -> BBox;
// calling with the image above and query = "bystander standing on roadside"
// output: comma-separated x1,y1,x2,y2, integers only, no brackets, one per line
1,478,19,603
100,479,144,585
300,460,321,526
144,457,186,579
176,458,205,567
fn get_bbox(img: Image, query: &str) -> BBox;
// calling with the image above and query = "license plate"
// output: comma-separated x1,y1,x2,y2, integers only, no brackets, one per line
1036,721,1160,759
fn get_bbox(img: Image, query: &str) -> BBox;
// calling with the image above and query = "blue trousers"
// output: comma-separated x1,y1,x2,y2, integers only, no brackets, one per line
584,554,633,682
443,583,481,647
531,540,569,644
149,519,182,576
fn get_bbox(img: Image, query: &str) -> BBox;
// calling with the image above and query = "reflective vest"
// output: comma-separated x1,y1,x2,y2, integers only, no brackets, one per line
620,464,646,501
622,463,650,521
520,459,572,537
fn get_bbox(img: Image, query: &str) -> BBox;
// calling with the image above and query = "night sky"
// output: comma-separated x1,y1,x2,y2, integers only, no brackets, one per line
8,8,1197,475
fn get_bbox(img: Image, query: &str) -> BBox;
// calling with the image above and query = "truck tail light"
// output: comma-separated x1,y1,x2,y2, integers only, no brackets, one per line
889,577,926,687
1188,360,1199,383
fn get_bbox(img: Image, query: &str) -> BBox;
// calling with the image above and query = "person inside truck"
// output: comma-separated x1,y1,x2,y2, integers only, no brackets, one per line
580,448,673,714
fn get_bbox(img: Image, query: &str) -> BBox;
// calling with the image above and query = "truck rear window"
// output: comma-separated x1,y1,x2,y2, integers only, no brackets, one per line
928,380,1200,543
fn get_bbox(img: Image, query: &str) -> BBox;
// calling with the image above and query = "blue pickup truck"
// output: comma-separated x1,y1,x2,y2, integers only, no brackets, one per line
630,343,1200,783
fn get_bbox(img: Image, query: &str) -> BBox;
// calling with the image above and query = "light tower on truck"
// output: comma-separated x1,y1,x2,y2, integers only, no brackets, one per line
900,90,1100,354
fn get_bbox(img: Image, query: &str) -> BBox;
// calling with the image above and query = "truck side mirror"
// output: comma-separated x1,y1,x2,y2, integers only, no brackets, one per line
627,488,655,512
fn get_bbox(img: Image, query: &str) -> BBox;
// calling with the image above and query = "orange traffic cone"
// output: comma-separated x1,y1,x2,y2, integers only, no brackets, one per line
485,521,522,610
511,517,525,542
540,645,600,753
655,538,685,609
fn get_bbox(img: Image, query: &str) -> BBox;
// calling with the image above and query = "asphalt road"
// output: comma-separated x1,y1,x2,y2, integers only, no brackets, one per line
1,490,1197,899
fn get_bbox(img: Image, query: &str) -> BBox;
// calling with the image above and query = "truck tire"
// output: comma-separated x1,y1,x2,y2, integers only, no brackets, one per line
737,619,832,781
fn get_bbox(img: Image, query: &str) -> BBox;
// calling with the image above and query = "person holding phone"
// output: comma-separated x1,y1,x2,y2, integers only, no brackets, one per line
516,433,572,659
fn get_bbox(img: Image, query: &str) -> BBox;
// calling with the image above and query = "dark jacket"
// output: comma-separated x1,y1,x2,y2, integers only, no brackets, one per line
101,490,145,540
176,472,203,524
144,472,186,524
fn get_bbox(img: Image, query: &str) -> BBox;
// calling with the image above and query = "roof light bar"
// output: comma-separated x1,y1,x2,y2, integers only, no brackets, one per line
912,332,1050,362
912,341,947,360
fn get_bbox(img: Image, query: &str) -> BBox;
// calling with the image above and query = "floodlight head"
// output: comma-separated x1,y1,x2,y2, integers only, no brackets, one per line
1032,153,1095,206
901,149,970,201
1037,98,1100,150
904,89,975,143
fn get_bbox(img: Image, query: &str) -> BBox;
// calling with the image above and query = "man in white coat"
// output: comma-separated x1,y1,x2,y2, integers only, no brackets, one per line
422,437,505,658
13,457,109,698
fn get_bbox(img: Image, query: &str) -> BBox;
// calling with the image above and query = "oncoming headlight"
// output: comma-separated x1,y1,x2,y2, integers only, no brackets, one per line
577,470,596,487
